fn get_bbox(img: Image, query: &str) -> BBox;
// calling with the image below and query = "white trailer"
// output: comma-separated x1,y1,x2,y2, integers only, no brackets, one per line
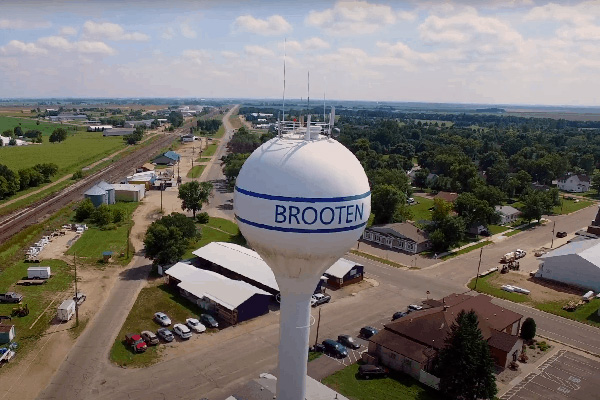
57,300,76,322
582,291,595,301
27,266,51,279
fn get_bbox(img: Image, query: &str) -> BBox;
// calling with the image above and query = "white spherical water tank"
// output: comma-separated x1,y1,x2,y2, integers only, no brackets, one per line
234,133,370,400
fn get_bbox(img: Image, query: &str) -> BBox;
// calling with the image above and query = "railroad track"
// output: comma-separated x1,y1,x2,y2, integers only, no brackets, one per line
0,130,181,243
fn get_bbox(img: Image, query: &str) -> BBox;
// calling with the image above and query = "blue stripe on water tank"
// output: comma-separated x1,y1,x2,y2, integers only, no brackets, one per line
235,215,366,233
235,186,370,203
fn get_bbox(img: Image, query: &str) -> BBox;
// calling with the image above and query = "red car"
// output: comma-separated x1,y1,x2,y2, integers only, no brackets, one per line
125,333,147,353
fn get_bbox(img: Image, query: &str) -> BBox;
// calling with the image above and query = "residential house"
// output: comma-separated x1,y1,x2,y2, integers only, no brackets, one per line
557,174,590,193
496,205,521,225
322,258,364,288
367,293,523,387
153,150,181,165
535,238,600,291
362,222,432,254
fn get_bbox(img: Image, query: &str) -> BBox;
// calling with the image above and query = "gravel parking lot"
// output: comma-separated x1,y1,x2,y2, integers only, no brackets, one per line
501,350,600,400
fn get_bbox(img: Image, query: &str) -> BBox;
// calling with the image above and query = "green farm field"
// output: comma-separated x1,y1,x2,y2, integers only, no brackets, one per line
0,131,125,174
0,116,84,137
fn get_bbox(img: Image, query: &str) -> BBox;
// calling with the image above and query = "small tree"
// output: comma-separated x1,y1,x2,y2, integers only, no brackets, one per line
144,223,187,266
92,204,113,227
520,317,536,342
49,128,68,143
75,198,95,222
196,212,210,224
178,181,213,218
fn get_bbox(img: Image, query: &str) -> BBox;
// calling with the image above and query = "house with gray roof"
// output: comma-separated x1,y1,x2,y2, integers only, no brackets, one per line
495,205,521,225
536,238,600,291
362,222,431,254
557,173,590,193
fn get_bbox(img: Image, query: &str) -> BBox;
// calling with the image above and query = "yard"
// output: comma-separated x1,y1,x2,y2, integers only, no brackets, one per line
442,240,492,260
323,363,439,400
552,198,593,214
202,142,218,157
66,202,139,265
109,280,209,367
409,195,434,223
182,217,247,260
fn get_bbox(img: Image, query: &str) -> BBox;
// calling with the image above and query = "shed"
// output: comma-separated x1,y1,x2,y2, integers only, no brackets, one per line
0,325,15,344
153,151,181,165
323,259,364,288
95,181,115,205
126,172,156,189
83,185,107,207
102,251,113,263
112,183,145,202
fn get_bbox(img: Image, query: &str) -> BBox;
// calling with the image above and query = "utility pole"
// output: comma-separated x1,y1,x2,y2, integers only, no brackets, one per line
474,247,483,291
160,183,163,213
314,307,322,347
74,253,79,326
127,226,131,259
551,221,556,248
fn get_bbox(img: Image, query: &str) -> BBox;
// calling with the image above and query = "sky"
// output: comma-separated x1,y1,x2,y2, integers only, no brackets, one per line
1,0,600,106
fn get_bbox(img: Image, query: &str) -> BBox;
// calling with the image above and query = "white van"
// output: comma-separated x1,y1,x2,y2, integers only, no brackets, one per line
57,300,76,322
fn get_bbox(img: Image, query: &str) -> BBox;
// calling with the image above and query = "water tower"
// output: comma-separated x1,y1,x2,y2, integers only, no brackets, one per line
234,114,371,400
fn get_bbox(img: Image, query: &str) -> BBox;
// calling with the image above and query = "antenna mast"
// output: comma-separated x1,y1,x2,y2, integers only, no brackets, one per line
282,39,286,123
307,70,310,116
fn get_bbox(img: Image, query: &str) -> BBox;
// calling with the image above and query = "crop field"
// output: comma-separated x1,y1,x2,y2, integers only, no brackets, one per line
0,131,124,174
0,116,83,136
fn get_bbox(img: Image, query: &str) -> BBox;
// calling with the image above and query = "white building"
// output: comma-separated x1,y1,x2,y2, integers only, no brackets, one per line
111,183,146,202
495,205,521,225
536,239,600,291
557,174,591,192
0,136,28,146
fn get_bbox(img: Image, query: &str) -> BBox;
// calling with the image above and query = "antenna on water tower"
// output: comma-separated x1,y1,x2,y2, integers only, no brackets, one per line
282,38,286,123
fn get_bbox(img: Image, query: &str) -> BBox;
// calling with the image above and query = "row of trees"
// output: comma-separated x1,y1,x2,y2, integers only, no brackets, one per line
168,111,184,128
0,163,58,200
196,119,222,135
123,126,145,145
2,127,68,144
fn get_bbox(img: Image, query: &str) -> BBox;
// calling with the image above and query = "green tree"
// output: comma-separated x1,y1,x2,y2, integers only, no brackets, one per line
413,169,430,189
75,198,95,222
167,111,184,127
2,129,12,138
436,310,498,400
455,193,499,227
0,164,20,199
520,317,536,342
49,128,68,143
431,198,453,223
155,212,197,239
592,172,600,195
92,204,113,227
113,208,125,224
13,126,22,137
520,190,553,223
371,184,405,224
178,181,213,218
143,223,187,266
8,138,17,146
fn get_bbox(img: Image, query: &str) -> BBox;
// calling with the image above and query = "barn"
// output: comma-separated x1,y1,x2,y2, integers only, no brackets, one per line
164,262,271,325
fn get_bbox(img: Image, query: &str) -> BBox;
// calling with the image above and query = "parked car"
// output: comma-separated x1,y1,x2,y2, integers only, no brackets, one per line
337,334,361,350
141,330,159,346
200,314,218,328
125,333,147,353
186,318,206,333
407,197,415,204
173,323,192,340
359,326,379,339
73,292,86,306
557,231,567,238
311,293,331,307
154,312,171,326
322,339,348,358
156,327,174,342
515,249,526,258
407,304,423,313
392,311,408,321
358,364,388,379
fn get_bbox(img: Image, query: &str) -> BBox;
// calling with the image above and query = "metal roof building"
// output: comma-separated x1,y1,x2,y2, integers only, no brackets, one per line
536,238,600,291
191,242,364,294
165,262,271,325
83,185,108,207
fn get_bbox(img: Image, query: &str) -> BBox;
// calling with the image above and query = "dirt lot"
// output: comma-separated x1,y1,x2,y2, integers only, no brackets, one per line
486,271,580,304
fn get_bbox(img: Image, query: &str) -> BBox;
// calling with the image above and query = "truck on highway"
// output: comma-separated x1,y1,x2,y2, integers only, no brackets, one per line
0,292,23,303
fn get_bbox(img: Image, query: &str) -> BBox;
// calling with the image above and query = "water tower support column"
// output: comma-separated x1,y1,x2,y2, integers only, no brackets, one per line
276,291,312,400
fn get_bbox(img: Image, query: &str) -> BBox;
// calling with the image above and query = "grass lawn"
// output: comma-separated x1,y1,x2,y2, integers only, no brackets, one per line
228,114,243,130
504,222,541,237
467,273,530,303
323,363,439,400
186,165,205,178
409,195,434,222
488,225,510,235
442,241,492,260
553,199,593,214
214,124,225,139
203,142,218,157
110,282,209,367
181,217,246,260
0,131,124,175
350,250,410,269
308,351,322,362
197,157,212,162
536,299,600,328
66,202,139,265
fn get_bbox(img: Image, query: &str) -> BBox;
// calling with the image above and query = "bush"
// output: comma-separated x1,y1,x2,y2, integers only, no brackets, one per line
520,317,536,341
196,212,210,224
72,170,84,180
92,204,113,227
75,199,95,222
113,209,125,224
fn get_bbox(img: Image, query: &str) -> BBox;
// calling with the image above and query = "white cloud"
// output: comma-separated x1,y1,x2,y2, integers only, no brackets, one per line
525,2,600,42
0,40,47,55
180,23,197,39
234,15,292,36
0,19,51,30
244,45,274,57
59,26,77,36
181,49,210,65
304,37,330,50
306,1,398,35
281,37,330,53
221,50,239,59
82,21,149,41
162,27,175,39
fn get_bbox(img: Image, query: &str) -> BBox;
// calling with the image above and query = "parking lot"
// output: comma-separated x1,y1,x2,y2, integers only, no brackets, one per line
501,350,600,400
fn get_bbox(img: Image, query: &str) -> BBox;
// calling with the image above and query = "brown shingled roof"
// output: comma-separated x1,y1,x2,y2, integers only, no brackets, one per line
434,191,459,203
369,329,431,364
488,330,521,353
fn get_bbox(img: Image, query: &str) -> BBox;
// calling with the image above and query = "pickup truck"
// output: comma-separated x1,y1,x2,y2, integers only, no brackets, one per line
0,292,23,303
